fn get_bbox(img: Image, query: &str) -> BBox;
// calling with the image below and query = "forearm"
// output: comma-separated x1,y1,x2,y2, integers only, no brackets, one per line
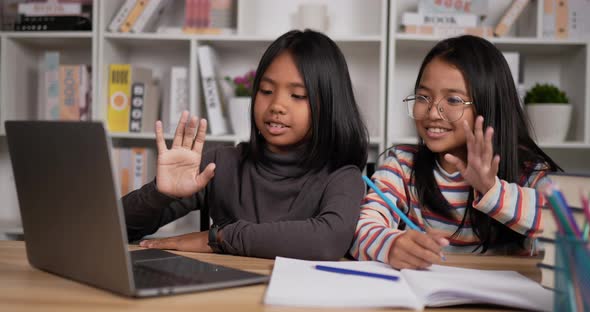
219,217,357,260
473,177,545,237
122,180,196,241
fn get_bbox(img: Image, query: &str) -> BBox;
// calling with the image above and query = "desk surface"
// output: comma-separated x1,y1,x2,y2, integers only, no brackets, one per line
0,240,542,312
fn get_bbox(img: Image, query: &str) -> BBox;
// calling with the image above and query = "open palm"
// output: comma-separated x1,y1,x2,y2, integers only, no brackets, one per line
155,111,216,198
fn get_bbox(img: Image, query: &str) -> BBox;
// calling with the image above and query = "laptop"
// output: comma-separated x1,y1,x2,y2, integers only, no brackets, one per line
5,121,268,297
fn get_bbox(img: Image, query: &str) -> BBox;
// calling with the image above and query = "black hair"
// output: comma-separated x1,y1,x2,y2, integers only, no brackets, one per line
411,35,561,252
246,29,369,171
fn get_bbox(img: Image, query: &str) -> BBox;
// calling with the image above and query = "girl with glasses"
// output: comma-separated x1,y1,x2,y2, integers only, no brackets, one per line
351,35,560,269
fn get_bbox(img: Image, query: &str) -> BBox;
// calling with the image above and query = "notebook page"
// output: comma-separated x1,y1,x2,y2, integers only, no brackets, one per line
401,264,553,312
264,257,422,309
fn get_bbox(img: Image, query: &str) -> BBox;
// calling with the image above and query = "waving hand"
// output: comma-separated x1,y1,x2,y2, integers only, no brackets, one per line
155,111,216,197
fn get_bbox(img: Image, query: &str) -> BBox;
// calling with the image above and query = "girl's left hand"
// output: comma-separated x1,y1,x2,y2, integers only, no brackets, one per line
139,231,212,253
444,116,500,194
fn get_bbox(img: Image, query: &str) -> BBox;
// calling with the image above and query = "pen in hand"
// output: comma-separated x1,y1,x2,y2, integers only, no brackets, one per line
362,175,447,261
315,265,399,282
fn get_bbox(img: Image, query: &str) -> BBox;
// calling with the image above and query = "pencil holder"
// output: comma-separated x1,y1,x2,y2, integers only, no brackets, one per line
554,235,590,312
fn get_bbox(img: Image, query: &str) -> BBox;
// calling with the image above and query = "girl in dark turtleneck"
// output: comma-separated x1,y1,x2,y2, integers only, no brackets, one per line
122,30,369,260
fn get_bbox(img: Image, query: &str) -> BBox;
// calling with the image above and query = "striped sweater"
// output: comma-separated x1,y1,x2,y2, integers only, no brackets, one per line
351,145,549,263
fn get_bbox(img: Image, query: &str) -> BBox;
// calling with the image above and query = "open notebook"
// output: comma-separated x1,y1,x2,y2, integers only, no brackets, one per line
264,257,552,311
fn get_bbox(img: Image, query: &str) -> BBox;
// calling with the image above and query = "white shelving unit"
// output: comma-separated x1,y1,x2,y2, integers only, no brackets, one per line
1,0,588,234
387,0,590,173
0,0,389,234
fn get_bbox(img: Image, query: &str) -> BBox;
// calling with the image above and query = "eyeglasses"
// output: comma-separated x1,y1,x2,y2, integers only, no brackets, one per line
403,94,474,122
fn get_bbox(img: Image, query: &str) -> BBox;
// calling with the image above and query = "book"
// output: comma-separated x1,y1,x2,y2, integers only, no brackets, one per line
108,0,136,32
197,45,229,135
183,0,236,34
14,15,92,31
107,64,132,132
501,51,520,87
59,65,82,120
161,66,188,134
418,0,489,15
127,67,153,132
130,0,167,33
494,0,530,37
264,257,552,311
43,51,60,120
401,12,479,27
119,0,148,33
404,24,493,37
18,1,82,16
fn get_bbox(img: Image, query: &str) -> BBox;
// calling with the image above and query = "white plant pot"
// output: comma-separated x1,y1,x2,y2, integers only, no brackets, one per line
228,97,251,138
525,104,572,143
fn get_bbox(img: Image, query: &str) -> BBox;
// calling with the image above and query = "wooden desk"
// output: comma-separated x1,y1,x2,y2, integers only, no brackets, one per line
0,240,542,311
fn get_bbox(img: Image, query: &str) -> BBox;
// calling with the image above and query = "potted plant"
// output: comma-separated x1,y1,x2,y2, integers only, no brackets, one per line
224,70,255,137
524,83,572,143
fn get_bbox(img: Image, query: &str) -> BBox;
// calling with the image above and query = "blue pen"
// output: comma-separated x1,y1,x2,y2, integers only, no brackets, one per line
315,265,399,282
362,175,446,261
362,175,421,231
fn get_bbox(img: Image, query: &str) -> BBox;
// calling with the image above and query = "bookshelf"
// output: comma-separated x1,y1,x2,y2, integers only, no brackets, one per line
0,0,388,236
0,0,589,235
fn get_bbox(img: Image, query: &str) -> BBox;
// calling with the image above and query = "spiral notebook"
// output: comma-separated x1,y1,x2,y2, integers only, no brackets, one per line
264,257,552,311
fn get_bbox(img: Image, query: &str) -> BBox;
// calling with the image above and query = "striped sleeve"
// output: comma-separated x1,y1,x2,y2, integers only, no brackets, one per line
472,166,549,237
350,150,410,263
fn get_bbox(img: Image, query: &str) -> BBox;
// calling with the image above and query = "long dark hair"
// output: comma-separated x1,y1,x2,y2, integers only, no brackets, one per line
246,29,369,171
412,35,561,252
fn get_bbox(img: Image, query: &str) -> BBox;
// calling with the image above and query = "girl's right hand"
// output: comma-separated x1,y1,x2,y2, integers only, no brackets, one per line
387,230,449,270
155,111,216,198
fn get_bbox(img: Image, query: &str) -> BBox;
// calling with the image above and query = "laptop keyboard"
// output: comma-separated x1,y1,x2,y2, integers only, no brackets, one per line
132,255,232,289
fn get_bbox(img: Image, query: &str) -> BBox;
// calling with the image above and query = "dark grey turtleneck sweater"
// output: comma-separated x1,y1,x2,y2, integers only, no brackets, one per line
122,143,365,260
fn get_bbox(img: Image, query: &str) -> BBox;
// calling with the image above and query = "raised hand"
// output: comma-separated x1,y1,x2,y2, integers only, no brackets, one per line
444,116,500,194
155,111,216,198
387,230,448,270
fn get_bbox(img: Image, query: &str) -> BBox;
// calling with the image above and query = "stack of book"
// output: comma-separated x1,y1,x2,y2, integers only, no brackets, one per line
112,147,156,196
401,0,491,37
106,64,160,133
108,0,169,33
13,0,92,31
108,0,236,34
38,51,92,121
401,0,534,38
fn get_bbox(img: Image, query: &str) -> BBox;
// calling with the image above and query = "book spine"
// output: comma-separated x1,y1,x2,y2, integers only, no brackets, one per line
118,148,132,196
197,46,228,135
107,64,132,132
18,2,82,16
404,24,494,37
167,66,189,133
14,15,92,31
555,0,569,38
494,0,530,37
542,0,556,38
401,12,479,27
418,0,488,15
142,80,160,133
131,147,147,191
129,82,146,132
108,0,137,32
44,51,60,120
59,65,81,121
78,65,90,121
119,0,149,33
130,0,166,33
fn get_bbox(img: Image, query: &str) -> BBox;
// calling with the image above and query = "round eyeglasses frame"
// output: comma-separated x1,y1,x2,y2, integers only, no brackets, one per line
403,94,474,122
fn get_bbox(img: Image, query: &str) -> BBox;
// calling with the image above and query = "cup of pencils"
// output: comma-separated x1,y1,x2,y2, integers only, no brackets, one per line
544,183,590,312
553,235,589,311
